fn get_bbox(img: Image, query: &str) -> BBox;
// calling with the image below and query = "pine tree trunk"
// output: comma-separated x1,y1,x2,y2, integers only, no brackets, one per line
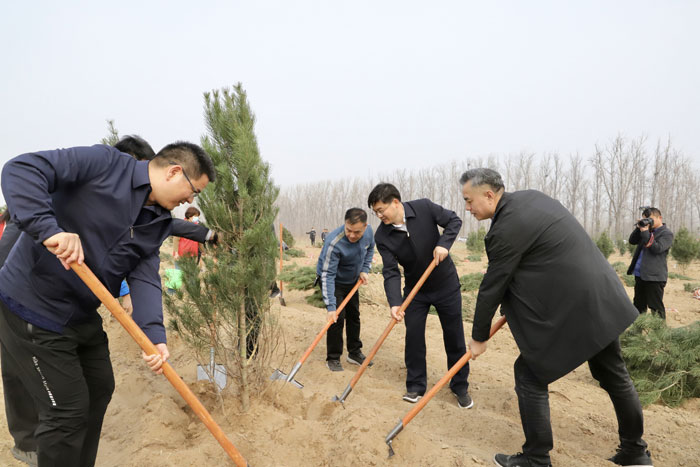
238,301,249,412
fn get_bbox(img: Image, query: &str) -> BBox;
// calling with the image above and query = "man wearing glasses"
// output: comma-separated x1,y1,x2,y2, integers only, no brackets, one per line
0,141,215,466
367,183,472,408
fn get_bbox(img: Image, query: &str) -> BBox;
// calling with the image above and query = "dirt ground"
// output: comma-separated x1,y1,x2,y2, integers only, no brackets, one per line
0,244,698,466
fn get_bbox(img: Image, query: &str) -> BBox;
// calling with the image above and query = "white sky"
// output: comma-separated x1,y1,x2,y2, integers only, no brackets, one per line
1,1,698,206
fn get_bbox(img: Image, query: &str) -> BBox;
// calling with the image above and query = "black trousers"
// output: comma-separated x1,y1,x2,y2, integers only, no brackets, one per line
633,277,666,319
0,302,115,467
514,339,647,466
403,283,469,395
2,344,39,452
326,281,362,361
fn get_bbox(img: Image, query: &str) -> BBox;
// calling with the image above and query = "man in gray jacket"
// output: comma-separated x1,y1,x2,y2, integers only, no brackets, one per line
627,207,674,320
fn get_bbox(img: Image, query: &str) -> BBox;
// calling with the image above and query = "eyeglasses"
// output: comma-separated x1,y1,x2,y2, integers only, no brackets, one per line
372,207,388,218
169,161,200,198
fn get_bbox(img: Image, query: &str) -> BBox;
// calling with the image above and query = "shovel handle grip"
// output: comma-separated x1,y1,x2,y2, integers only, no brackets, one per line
70,263,248,467
348,261,437,388
401,315,507,426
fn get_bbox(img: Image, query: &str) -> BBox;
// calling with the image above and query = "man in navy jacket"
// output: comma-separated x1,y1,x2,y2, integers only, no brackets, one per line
0,141,215,467
368,183,471,408
316,208,375,371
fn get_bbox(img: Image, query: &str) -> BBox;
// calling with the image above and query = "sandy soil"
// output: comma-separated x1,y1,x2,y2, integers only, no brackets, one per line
0,245,698,466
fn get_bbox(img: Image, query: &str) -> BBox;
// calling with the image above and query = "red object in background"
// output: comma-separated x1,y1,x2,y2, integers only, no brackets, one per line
178,237,199,257
0,221,5,240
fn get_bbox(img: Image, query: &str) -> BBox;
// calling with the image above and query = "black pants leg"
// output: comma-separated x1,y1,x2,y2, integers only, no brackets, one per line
432,285,469,395
645,281,666,320
514,356,553,466
634,277,666,319
1,342,39,452
326,282,361,360
403,293,430,394
633,276,647,314
0,303,115,467
588,338,648,455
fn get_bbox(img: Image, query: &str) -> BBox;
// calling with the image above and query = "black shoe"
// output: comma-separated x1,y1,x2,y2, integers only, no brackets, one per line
608,448,653,466
11,447,38,467
346,352,374,367
402,391,423,403
451,389,474,409
494,453,551,467
326,359,343,372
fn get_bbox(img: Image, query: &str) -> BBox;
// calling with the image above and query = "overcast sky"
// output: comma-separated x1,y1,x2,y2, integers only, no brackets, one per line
1,1,697,206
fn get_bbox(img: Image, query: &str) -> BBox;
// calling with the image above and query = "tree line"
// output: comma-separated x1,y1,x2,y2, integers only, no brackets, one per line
277,135,700,243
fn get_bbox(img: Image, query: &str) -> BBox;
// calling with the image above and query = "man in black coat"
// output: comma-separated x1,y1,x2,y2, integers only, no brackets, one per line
368,183,472,408
461,169,652,467
627,207,673,320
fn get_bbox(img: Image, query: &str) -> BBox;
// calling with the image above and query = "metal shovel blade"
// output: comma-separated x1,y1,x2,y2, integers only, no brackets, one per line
197,348,227,391
269,368,304,389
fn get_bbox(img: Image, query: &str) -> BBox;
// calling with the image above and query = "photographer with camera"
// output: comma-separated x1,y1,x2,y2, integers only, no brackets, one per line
627,207,674,320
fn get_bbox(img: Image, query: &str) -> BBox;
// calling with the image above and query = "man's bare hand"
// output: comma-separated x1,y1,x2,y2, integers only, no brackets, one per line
120,294,133,315
391,305,404,322
142,343,170,375
43,232,83,270
327,311,338,323
468,338,487,360
433,246,449,265
359,272,369,285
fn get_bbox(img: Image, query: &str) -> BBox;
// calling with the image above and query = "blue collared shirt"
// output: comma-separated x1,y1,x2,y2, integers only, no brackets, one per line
0,145,172,343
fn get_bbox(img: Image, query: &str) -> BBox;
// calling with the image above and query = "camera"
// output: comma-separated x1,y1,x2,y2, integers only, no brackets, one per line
637,217,653,228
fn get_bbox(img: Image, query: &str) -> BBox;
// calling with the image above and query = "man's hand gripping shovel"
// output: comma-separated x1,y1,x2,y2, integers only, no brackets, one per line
270,278,363,389
332,261,437,406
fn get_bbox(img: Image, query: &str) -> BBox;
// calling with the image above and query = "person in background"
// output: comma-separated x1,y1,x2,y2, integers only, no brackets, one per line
173,207,203,263
306,227,317,246
627,207,673,320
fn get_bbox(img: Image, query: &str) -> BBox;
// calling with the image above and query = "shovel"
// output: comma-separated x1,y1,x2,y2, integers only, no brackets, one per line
271,278,363,389
70,262,249,467
198,321,227,391
332,261,437,405
385,315,507,457
278,222,287,306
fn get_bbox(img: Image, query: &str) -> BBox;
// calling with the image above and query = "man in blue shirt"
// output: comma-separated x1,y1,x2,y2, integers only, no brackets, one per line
0,141,215,467
316,208,375,372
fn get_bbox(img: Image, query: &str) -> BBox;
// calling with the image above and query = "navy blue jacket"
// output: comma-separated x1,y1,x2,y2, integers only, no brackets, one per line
316,225,375,311
0,145,173,344
374,199,462,307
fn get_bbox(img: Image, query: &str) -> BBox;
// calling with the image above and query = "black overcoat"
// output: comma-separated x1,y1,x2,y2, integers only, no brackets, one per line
472,190,638,384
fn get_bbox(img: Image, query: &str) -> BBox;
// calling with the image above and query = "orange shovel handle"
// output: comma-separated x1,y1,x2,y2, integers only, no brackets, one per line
298,278,362,365
348,261,437,388
70,263,248,467
402,315,507,426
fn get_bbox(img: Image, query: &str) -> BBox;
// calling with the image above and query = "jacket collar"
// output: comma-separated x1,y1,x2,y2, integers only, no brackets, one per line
403,201,416,220
132,160,151,189
492,192,511,223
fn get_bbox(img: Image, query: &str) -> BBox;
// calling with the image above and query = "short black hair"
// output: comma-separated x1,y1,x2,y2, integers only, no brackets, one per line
642,207,662,218
344,208,368,224
114,135,156,161
459,168,505,192
367,183,401,208
152,141,216,183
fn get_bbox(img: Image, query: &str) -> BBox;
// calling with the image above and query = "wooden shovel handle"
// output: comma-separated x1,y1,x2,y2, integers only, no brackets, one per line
349,261,437,388
298,278,362,365
70,263,248,467
401,315,507,426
